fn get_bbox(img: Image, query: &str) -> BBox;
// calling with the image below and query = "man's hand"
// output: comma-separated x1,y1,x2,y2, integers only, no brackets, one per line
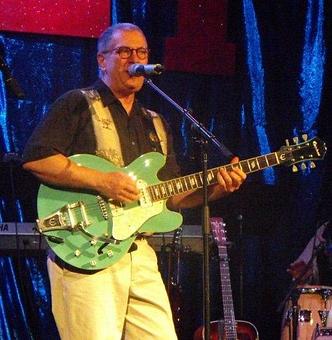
208,157,247,201
98,172,139,202
216,157,246,192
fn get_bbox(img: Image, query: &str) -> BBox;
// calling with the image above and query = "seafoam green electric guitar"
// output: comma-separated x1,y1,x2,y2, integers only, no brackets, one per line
37,136,326,270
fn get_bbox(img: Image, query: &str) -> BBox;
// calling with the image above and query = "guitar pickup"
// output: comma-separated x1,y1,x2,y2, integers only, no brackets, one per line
37,201,90,233
108,200,124,217
137,179,153,208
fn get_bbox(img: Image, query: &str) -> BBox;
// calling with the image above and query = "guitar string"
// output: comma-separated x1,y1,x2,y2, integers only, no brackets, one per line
51,146,310,223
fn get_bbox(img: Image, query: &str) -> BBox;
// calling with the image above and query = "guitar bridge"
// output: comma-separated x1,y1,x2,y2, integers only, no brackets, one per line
37,201,90,233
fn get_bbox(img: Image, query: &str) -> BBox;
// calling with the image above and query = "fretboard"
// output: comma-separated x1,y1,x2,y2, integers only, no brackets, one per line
218,243,237,339
148,151,282,202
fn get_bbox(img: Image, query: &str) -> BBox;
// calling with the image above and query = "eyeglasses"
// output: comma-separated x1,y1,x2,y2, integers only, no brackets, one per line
103,46,149,60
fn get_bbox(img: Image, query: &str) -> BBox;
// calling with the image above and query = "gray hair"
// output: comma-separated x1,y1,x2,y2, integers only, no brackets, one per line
97,23,145,53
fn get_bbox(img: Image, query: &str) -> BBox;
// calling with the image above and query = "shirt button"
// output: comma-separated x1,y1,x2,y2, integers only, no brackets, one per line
131,141,136,145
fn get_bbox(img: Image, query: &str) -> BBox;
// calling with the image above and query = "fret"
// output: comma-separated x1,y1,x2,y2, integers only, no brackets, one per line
170,179,179,195
207,169,216,184
207,171,213,184
153,186,161,199
175,179,183,193
274,151,281,164
159,184,167,197
148,186,156,201
183,176,190,191
163,182,171,197
222,296,234,301
171,179,179,195
186,175,197,190
180,177,188,191
266,153,278,166
198,172,203,186
264,154,270,167
167,182,174,196
239,160,250,173
247,157,260,171
257,155,268,169
189,175,198,188
186,176,193,190
171,179,179,194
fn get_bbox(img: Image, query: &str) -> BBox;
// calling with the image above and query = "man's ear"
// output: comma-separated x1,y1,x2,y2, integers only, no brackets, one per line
97,53,106,71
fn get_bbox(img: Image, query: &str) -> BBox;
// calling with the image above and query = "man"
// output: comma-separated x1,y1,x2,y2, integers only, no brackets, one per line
23,23,246,340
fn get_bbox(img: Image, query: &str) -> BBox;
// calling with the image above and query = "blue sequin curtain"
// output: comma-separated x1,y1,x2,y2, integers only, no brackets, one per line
0,1,331,339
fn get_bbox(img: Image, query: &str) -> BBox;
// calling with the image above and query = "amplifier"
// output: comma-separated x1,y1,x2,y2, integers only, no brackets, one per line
0,222,46,250
0,223,205,252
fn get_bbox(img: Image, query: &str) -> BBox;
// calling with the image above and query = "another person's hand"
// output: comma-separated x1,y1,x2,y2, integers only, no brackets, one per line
287,260,313,282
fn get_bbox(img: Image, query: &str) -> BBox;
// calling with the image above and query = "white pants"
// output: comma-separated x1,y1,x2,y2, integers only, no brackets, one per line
47,239,177,340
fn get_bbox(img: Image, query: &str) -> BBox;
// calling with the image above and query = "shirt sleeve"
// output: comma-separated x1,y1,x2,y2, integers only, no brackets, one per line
294,224,327,264
22,90,89,163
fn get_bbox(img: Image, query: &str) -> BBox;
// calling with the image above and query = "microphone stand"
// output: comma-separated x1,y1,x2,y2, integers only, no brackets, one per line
144,78,234,340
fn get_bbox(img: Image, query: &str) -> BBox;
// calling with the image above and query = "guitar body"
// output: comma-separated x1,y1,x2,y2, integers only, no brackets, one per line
194,319,259,340
37,152,183,270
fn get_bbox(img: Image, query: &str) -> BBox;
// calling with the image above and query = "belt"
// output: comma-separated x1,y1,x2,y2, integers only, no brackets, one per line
50,252,101,274
136,233,152,240
48,235,148,274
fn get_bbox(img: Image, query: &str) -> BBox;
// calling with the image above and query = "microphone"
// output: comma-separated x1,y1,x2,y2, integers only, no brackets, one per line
128,64,164,77
0,43,25,99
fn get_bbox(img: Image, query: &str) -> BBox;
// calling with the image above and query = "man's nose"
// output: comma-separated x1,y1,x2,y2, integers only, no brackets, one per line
129,49,141,62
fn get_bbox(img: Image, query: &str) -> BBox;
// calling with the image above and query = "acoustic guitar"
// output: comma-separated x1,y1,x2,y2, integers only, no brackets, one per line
194,217,259,340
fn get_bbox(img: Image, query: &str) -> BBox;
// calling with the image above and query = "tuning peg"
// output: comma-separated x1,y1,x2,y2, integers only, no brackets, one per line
302,134,308,141
285,139,290,146
300,163,307,170
310,161,316,169
292,165,299,172
293,137,299,144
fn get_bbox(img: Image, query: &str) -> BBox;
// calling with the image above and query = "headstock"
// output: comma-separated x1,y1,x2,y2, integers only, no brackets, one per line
279,135,327,172
210,217,227,247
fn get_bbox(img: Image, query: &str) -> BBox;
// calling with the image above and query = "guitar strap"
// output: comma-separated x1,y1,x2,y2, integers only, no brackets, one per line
141,107,168,156
80,89,167,167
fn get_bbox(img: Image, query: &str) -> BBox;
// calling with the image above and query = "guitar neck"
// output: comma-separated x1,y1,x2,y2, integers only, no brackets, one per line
218,242,236,327
148,151,282,202
211,217,238,339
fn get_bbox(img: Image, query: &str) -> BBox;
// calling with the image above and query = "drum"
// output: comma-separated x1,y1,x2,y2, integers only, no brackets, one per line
312,326,332,339
281,285,332,340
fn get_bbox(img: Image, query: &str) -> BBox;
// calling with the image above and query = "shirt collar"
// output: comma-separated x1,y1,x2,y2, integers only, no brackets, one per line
93,79,118,107
94,79,145,118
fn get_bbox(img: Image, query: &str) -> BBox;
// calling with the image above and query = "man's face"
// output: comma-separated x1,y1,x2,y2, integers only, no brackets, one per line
97,29,148,97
